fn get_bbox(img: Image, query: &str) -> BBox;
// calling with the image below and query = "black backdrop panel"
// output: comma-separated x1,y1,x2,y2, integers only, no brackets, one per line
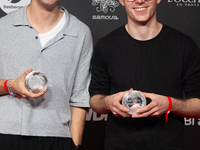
0,1,200,150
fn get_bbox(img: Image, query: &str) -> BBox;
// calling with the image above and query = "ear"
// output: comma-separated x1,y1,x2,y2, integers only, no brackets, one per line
119,0,125,6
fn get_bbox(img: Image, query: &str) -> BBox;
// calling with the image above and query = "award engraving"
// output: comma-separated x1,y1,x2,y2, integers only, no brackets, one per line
25,71,48,94
122,90,146,114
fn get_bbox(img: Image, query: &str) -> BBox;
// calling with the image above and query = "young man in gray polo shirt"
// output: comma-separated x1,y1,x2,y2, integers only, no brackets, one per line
0,0,93,150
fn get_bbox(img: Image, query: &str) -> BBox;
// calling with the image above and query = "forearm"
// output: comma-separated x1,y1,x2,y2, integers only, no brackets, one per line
70,106,88,145
0,79,8,95
171,97,200,118
90,94,110,114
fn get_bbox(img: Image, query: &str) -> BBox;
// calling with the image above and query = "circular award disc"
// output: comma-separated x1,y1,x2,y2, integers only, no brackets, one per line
25,71,48,94
122,90,146,114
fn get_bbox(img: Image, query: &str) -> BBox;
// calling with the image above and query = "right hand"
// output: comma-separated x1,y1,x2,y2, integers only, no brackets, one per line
10,69,48,98
104,89,133,117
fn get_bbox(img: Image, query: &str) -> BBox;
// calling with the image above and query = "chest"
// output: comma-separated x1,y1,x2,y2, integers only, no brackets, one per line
107,41,184,94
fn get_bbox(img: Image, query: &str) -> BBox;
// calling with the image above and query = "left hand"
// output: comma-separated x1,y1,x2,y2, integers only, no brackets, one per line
131,92,169,118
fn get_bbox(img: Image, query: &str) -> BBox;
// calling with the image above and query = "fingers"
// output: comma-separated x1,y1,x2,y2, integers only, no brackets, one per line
12,69,48,99
106,90,132,117
107,90,169,118
131,92,169,118
140,91,151,99
112,100,131,117
21,88,48,98
129,88,133,91
113,107,131,117
25,68,33,74
23,69,33,78
111,99,130,117
132,102,159,118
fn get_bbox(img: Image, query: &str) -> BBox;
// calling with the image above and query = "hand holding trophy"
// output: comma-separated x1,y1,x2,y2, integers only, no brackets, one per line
25,71,48,94
122,90,146,114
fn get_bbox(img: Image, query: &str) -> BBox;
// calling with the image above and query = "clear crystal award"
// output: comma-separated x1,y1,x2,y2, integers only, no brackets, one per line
25,71,48,94
122,90,146,114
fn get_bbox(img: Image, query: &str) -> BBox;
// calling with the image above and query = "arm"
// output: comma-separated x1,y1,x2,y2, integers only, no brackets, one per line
0,69,47,98
70,106,87,145
90,94,110,114
0,79,7,95
133,39,200,118
69,26,93,146
90,91,131,117
171,97,200,118
132,92,200,118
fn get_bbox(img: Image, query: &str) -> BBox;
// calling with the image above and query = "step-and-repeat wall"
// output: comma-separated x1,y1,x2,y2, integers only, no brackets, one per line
0,1,200,150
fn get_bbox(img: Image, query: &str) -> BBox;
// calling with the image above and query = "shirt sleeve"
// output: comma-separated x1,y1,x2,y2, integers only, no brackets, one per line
89,38,111,97
182,38,200,98
69,27,93,107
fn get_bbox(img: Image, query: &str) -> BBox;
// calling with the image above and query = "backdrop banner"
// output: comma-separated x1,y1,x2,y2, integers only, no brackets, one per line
0,1,200,150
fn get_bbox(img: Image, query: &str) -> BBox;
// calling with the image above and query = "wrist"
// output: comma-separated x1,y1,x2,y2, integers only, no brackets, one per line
104,95,110,111
9,79,15,92
165,96,172,124
4,79,9,93
4,79,22,99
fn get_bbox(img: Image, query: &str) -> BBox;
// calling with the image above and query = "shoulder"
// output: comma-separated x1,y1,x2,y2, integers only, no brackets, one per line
0,10,16,26
101,25,125,41
162,25,193,43
0,6,26,30
93,26,125,59
96,25,125,48
63,7,91,36
163,25,200,61
60,6,92,38
69,14,91,33
161,24,199,54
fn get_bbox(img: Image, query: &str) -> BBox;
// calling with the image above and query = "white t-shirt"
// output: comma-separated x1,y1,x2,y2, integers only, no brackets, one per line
38,11,66,48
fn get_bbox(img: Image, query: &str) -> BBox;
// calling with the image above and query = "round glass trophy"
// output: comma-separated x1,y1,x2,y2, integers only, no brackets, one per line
25,71,48,94
122,90,146,114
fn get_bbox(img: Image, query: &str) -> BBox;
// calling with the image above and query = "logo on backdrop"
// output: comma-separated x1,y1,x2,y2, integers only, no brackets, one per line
185,118,200,126
92,0,120,20
92,0,120,13
0,0,31,14
86,109,200,124
168,0,200,7
10,0,21,3
86,108,108,121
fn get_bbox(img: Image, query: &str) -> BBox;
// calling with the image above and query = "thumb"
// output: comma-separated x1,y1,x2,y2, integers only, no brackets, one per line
120,88,133,97
24,69,33,77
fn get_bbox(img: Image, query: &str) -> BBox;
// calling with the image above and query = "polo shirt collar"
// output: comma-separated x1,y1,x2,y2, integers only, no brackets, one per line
13,5,78,38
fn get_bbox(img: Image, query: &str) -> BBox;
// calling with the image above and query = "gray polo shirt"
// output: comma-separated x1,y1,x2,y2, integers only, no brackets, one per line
0,6,93,138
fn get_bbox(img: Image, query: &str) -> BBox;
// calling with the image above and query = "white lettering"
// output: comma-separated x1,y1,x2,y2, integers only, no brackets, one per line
86,108,93,121
169,0,200,2
177,3,183,5
185,3,199,5
198,119,200,126
86,108,108,121
4,5,23,9
184,118,195,125
174,0,182,2
93,112,108,121
0,0,31,14
92,15,119,20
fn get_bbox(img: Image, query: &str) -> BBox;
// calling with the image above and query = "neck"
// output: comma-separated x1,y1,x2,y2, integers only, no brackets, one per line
126,18,162,41
26,1,63,34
